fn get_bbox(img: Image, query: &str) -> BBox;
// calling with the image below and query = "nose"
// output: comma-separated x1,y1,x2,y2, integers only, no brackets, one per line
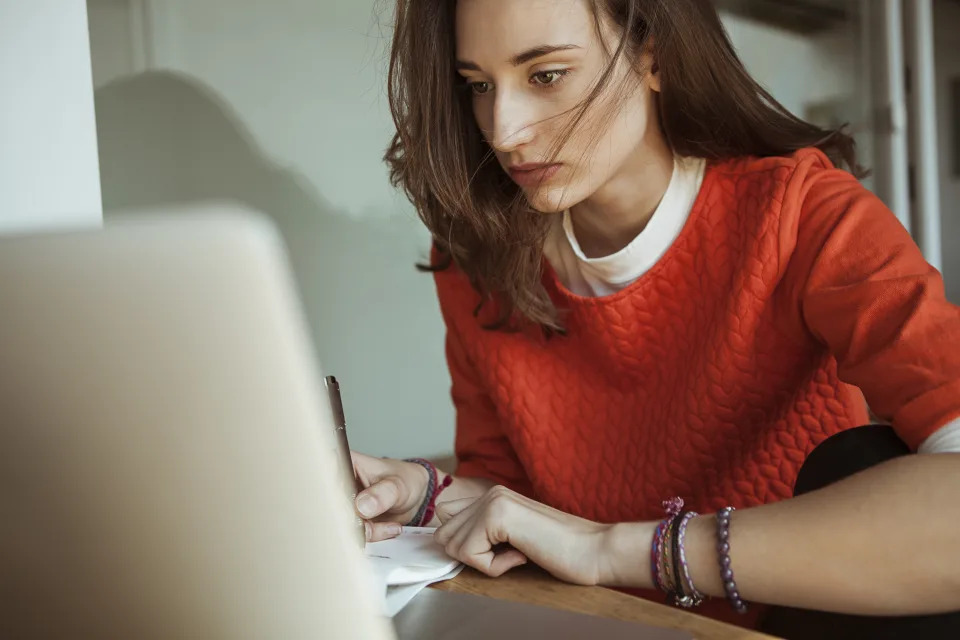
489,89,535,153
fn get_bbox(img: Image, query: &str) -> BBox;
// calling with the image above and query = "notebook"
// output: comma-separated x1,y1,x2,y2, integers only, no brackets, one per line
364,527,464,616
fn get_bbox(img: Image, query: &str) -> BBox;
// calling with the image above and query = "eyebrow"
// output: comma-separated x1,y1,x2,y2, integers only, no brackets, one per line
455,44,582,72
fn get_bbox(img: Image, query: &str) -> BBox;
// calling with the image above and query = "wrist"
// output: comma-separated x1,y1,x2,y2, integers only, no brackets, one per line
683,513,724,598
402,459,431,518
597,521,658,588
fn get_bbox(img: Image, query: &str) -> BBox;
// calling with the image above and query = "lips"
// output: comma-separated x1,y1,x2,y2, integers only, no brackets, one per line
508,163,562,188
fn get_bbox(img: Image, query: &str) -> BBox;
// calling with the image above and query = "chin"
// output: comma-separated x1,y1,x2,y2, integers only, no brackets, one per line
524,183,585,214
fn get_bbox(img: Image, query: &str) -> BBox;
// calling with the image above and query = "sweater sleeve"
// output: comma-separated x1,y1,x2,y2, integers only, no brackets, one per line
781,156,960,450
435,273,534,494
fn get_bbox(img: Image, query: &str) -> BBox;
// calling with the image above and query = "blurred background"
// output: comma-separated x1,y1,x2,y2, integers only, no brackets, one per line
2,0,958,461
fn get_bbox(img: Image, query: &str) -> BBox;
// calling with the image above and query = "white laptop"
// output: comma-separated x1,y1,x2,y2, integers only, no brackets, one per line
0,210,393,639
0,209,689,640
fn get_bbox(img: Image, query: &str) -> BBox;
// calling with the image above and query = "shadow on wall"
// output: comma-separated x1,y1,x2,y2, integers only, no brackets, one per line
93,70,453,459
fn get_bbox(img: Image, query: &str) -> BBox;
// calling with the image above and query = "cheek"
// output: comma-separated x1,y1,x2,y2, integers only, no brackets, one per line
573,98,650,174
471,100,493,142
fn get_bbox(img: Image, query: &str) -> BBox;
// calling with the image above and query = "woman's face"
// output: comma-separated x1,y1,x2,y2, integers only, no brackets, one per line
456,0,661,213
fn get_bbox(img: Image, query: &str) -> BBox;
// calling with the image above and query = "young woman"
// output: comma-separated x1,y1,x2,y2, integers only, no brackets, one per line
352,0,960,634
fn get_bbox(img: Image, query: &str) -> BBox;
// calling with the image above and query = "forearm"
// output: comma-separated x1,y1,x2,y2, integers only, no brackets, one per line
601,454,960,615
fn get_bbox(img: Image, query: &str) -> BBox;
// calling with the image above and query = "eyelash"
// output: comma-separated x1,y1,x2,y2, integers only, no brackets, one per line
531,69,570,89
466,69,570,96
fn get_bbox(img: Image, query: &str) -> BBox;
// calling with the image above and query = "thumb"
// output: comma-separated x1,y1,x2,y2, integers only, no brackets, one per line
488,549,528,577
435,497,477,523
356,476,405,519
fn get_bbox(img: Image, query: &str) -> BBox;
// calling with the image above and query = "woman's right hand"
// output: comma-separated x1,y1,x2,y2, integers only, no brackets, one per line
351,452,429,542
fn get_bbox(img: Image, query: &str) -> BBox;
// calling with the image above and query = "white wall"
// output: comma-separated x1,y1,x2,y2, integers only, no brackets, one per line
720,12,859,120
145,1,402,220
0,1,103,232
87,0,138,88
720,12,876,188
86,1,879,460
88,0,449,460
934,0,960,303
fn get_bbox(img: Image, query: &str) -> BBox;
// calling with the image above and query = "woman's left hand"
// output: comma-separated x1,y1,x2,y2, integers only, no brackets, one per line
434,485,612,585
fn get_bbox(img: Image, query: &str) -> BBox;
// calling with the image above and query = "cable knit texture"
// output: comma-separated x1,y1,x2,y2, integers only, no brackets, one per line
434,149,960,623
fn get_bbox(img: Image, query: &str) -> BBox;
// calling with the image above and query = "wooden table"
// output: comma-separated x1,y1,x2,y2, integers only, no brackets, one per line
432,565,777,640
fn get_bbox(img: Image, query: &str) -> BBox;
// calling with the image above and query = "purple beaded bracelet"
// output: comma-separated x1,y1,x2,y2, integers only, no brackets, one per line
716,507,748,614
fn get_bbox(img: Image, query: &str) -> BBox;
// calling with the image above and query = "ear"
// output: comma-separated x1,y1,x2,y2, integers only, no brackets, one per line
643,38,661,93
647,58,661,92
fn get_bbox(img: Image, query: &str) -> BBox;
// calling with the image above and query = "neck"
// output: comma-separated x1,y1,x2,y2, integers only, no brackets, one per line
568,134,674,259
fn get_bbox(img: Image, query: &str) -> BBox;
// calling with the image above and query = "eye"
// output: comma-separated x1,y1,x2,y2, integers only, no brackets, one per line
469,81,493,96
531,69,569,87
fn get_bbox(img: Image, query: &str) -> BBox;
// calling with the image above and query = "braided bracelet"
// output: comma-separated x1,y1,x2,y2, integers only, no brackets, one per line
403,458,452,527
422,474,453,525
650,518,669,591
673,511,704,608
654,497,704,609
657,527,672,594
403,458,436,527
716,507,748,614
665,510,687,604
657,498,684,598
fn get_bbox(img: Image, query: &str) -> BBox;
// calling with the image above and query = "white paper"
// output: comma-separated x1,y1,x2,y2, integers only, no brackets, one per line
381,565,464,617
364,526,463,616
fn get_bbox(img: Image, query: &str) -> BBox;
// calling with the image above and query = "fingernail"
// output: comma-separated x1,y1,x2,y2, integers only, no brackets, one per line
357,495,376,518
386,524,402,537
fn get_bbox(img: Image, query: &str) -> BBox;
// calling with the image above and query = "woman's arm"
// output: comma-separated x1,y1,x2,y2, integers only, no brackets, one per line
782,158,960,451
610,164,960,613
600,453,960,615
432,453,960,615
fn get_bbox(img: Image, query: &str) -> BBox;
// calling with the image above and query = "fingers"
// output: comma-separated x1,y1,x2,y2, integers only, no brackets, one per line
435,497,478,523
435,487,529,578
442,514,528,577
487,548,528,577
356,475,405,519
365,520,403,543
435,496,481,546
350,451,388,488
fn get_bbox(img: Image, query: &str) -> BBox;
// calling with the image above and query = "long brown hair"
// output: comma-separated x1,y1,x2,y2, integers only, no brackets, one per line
384,0,863,331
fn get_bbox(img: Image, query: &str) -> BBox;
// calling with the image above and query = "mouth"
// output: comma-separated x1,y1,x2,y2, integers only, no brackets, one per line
507,163,562,188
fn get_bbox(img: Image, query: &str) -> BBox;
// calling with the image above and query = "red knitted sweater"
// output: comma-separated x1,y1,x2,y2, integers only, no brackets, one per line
434,149,960,624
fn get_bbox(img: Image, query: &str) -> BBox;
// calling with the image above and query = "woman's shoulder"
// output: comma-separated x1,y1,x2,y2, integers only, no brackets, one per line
709,147,836,174
698,148,896,285
708,148,864,200
705,148,875,231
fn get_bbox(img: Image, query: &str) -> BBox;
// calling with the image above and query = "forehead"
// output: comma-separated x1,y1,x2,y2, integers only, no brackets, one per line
455,0,594,62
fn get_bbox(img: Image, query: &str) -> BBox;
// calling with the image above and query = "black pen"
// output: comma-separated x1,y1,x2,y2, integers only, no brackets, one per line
324,375,366,548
